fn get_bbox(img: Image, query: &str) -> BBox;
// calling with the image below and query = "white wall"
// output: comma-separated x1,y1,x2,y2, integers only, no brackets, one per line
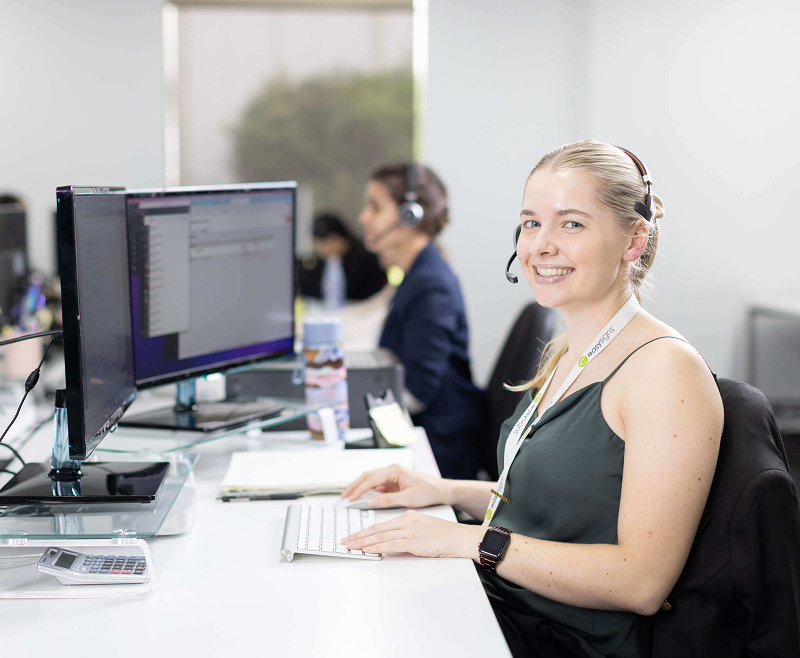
427,0,590,385
0,0,165,275
427,0,800,384
584,0,800,379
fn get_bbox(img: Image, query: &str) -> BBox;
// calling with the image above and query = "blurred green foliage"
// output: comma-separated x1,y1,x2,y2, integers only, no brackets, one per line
232,69,413,226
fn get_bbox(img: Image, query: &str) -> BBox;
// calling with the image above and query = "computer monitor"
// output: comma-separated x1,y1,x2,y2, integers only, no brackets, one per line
748,306,800,427
0,204,27,325
0,187,169,505
120,182,297,431
57,187,138,459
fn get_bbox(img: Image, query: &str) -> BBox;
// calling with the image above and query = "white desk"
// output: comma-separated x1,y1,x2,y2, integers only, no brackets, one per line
0,420,511,658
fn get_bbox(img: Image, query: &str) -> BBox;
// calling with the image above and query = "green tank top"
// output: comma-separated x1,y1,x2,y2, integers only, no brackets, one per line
479,339,679,658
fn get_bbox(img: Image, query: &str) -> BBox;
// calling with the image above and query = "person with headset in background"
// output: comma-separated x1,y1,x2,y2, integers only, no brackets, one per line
342,141,724,658
357,163,486,480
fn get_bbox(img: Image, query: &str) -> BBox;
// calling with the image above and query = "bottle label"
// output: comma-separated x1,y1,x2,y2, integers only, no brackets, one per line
304,342,349,438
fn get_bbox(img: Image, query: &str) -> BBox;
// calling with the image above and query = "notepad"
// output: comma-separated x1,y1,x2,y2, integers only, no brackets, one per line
218,448,415,495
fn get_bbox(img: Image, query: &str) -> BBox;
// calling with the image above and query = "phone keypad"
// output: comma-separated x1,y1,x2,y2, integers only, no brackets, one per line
80,555,147,576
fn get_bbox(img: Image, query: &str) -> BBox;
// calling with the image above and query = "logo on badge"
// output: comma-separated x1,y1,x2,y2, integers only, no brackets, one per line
486,509,492,521
578,356,588,367
533,392,542,403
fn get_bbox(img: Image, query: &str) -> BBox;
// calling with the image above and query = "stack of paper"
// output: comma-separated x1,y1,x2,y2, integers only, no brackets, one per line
218,449,415,498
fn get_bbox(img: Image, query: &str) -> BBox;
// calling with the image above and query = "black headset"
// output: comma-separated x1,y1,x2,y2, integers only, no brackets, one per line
505,146,653,284
397,164,424,228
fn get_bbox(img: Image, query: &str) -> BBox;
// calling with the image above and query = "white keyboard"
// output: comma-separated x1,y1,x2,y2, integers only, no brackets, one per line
280,504,381,562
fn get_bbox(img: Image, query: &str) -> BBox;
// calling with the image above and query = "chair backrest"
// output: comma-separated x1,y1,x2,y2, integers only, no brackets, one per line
481,302,557,479
636,378,800,658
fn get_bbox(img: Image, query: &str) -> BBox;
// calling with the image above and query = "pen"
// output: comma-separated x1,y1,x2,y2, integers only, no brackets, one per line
221,492,301,502
219,489,343,502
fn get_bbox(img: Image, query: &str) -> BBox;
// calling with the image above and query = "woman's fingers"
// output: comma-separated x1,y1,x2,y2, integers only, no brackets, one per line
342,465,405,501
341,511,461,558
340,471,372,499
342,468,390,501
343,515,405,545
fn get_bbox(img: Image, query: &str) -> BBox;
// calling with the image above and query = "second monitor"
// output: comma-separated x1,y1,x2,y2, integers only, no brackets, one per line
121,182,297,432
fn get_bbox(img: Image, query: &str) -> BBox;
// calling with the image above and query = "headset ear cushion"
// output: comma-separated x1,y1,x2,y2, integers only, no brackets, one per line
513,225,521,249
635,196,653,222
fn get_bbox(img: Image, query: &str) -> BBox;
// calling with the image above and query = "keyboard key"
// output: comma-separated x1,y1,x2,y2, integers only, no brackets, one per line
321,507,335,553
348,508,362,533
335,508,350,553
308,507,322,552
298,505,309,550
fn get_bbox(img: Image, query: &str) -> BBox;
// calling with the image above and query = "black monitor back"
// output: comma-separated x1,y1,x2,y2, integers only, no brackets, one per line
56,186,136,460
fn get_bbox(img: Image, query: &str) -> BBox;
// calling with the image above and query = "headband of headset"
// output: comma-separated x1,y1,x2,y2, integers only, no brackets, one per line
616,146,653,222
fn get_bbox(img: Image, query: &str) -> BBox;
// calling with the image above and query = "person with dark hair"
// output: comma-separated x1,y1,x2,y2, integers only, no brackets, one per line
357,163,486,480
297,212,385,303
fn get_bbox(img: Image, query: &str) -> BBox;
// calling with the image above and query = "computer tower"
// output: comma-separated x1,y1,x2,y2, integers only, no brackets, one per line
225,348,405,430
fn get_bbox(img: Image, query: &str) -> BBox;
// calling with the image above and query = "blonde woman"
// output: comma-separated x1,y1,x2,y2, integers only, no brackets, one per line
341,140,723,658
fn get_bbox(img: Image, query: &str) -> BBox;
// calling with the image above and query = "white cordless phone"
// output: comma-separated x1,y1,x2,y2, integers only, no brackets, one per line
38,547,149,585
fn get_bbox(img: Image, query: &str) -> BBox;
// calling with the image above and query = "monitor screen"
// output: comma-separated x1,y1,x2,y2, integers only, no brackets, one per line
0,205,27,324
125,183,296,387
749,307,800,411
56,186,137,460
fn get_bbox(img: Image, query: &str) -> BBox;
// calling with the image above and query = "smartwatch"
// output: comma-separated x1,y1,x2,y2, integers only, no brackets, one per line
479,526,511,575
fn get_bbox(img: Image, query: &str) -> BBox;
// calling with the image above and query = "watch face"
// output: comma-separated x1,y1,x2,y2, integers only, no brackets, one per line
481,529,510,556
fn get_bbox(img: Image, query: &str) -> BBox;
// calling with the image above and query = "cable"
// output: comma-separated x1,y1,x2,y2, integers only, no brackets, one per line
0,334,61,445
0,330,62,347
0,442,25,465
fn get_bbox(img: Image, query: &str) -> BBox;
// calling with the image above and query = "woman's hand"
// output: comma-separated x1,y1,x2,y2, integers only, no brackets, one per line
343,510,483,559
341,464,449,509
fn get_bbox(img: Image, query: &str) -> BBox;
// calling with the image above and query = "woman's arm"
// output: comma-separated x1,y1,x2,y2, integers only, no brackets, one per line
391,286,460,408
341,464,494,519
346,341,723,615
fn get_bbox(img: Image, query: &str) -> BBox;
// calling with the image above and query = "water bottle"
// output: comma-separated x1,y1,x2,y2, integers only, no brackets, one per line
302,318,349,440
321,256,346,309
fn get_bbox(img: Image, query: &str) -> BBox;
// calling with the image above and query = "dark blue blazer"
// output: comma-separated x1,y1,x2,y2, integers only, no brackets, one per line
379,242,485,479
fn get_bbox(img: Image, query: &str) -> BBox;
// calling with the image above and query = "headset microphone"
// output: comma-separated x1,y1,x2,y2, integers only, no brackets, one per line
504,225,521,284
369,222,400,248
505,253,518,284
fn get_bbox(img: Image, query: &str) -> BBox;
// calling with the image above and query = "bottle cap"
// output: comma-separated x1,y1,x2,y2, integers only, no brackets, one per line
55,389,67,408
303,318,343,346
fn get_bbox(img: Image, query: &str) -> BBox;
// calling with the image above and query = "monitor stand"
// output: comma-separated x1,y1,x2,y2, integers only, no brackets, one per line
0,393,169,505
119,378,285,433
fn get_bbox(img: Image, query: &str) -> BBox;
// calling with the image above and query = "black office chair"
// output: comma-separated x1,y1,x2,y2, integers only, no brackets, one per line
635,379,800,657
481,302,557,480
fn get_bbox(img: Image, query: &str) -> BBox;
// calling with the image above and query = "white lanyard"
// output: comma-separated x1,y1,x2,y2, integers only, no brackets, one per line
483,295,640,525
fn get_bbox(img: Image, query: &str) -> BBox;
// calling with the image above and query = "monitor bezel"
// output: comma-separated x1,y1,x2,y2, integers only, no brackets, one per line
124,181,298,389
57,186,136,460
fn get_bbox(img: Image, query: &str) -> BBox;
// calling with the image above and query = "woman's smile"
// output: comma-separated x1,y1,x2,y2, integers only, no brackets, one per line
532,265,575,284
